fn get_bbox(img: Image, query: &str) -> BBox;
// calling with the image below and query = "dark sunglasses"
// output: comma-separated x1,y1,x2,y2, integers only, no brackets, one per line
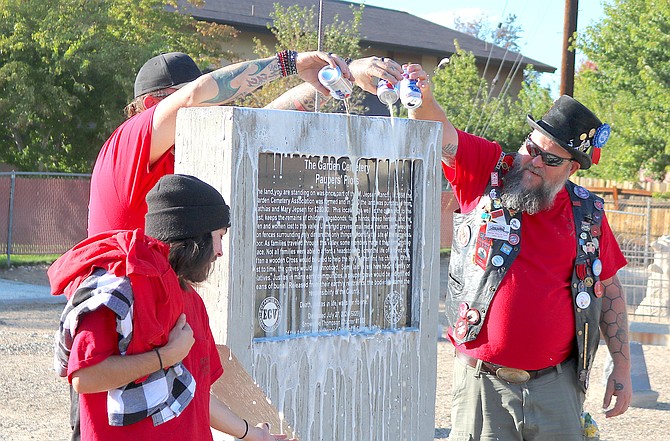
525,137,573,167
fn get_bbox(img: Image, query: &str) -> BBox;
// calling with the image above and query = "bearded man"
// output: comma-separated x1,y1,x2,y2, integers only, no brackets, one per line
407,63,631,440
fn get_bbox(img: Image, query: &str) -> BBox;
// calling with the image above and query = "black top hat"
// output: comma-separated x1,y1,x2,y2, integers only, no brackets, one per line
134,52,203,98
527,95,610,170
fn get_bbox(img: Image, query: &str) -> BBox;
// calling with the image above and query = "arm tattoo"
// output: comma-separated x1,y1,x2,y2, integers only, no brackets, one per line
599,276,630,361
205,59,282,104
265,83,326,112
442,143,457,167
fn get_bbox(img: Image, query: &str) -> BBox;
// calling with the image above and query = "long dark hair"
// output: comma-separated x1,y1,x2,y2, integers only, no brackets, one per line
167,233,214,290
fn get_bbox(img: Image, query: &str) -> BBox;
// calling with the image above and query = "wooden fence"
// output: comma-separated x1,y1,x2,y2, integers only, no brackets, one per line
572,177,670,241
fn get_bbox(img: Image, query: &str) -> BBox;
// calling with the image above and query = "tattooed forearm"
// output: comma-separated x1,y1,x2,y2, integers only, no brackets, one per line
265,83,325,112
205,58,282,104
599,275,630,362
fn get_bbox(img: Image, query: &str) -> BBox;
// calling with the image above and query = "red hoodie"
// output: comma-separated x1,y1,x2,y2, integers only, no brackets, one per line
49,229,184,355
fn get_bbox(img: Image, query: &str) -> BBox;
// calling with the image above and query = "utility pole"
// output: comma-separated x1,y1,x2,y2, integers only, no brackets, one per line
560,0,579,96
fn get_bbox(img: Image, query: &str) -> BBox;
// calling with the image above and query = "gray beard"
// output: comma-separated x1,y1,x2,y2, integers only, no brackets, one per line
501,155,567,215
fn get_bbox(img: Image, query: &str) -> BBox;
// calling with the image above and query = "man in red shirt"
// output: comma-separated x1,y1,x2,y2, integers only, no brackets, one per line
408,64,631,440
52,174,294,441
87,51,404,235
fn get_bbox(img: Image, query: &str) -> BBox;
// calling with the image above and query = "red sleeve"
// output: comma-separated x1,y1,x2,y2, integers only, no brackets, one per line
598,212,628,280
67,307,118,382
444,130,503,214
88,106,175,234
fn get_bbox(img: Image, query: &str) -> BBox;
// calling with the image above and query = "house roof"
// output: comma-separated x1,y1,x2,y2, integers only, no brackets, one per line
177,0,556,73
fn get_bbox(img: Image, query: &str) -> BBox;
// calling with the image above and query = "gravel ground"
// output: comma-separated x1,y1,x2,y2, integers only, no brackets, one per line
1,264,669,440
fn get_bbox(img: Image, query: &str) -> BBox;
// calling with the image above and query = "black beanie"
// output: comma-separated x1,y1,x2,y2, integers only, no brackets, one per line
145,175,230,242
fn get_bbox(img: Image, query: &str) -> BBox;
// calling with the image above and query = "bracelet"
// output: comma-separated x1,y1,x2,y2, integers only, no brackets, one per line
344,57,353,65
154,348,163,371
276,50,298,77
239,418,249,439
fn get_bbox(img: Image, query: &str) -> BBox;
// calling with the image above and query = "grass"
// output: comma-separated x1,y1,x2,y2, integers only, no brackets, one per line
0,254,60,269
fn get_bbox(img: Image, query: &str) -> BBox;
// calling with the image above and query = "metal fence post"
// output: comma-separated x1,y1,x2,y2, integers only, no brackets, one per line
644,198,652,269
6,171,16,267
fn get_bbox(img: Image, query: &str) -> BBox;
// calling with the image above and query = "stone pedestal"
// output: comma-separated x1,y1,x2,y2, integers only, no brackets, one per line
175,107,443,441
635,235,670,317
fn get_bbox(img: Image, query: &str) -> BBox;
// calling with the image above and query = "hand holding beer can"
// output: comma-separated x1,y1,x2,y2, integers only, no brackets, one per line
377,79,399,105
398,71,422,109
318,66,353,100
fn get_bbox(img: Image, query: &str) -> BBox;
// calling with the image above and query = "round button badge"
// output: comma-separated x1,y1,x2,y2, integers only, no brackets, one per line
465,308,481,325
594,281,604,298
576,292,591,309
508,234,520,246
510,218,521,230
491,255,504,267
454,317,469,340
592,259,603,277
574,186,590,199
457,224,472,247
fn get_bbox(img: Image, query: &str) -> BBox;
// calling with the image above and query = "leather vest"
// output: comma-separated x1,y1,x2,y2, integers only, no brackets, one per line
446,153,605,391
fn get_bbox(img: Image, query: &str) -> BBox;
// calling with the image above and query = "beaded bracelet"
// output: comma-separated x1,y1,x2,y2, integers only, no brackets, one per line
277,50,298,77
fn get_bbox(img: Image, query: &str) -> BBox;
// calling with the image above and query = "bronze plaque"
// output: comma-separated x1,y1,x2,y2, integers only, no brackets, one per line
254,154,418,339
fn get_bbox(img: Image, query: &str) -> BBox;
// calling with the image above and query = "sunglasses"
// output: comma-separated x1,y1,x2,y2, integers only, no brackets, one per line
525,137,573,167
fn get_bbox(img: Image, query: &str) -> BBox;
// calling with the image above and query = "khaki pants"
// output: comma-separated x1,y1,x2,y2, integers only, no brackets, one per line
449,356,585,441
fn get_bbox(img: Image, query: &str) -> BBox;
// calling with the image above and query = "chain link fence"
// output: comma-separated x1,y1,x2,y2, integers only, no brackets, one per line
2,172,669,331
606,198,670,332
1,172,90,265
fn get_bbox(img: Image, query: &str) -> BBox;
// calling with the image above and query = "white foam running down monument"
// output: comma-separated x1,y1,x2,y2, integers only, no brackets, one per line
175,107,443,441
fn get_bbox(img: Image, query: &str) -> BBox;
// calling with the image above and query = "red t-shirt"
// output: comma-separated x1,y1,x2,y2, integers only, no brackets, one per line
69,289,223,441
88,106,174,236
446,130,627,370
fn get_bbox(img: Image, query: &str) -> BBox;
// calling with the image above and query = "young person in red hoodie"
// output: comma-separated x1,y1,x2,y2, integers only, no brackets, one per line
51,174,293,441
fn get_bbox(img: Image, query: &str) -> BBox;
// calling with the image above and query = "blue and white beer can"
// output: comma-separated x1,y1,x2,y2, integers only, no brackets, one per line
318,66,353,100
398,73,422,109
377,79,399,105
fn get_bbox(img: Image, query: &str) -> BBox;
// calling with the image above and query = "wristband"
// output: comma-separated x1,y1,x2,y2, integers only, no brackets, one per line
154,348,163,371
277,50,298,77
239,419,249,439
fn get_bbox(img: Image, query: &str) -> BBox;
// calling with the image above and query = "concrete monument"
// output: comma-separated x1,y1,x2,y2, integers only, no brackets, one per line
175,107,442,440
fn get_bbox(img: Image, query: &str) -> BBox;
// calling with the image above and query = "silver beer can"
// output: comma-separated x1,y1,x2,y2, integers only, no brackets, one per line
318,66,353,100
398,73,422,109
377,79,399,105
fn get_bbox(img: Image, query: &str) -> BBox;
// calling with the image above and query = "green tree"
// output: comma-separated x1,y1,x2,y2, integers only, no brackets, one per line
431,44,552,152
576,0,670,180
0,0,236,172
239,3,365,113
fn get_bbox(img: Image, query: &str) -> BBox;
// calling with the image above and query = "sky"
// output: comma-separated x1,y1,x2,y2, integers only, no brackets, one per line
356,0,609,94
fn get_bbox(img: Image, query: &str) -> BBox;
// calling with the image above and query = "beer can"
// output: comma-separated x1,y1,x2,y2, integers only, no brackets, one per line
377,79,399,105
398,73,422,109
318,66,353,100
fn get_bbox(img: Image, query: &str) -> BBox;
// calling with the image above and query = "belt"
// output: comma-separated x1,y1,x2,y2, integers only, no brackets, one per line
455,350,565,384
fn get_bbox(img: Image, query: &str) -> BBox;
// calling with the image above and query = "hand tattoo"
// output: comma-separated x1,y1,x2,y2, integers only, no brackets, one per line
613,380,624,391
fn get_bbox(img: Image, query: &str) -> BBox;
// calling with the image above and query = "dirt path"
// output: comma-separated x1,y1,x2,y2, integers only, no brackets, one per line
1,265,669,440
